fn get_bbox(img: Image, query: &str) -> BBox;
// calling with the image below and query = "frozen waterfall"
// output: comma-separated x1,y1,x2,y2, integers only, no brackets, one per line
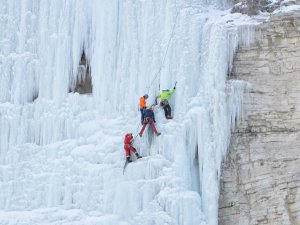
0,0,253,224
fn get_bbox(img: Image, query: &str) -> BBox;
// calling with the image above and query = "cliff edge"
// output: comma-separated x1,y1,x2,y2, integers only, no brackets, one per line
219,8,300,225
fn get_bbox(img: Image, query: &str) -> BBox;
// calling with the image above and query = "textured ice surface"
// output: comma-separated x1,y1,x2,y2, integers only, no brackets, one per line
1,0,254,224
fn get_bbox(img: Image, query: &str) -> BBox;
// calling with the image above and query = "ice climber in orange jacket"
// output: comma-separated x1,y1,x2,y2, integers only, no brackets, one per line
139,94,148,124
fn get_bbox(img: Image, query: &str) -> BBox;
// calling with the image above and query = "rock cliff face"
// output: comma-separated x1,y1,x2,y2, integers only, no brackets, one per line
231,0,300,15
219,9,300,225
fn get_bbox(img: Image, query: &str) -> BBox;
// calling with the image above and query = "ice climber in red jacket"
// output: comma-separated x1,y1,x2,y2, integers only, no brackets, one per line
124,133,142,163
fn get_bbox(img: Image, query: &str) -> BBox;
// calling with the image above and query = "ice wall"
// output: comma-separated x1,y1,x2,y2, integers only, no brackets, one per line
0,0,251,225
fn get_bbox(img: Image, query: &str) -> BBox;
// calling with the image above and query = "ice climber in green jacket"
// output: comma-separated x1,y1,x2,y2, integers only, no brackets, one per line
156,83,176,119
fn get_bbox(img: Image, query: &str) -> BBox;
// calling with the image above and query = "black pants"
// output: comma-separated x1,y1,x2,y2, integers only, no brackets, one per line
140,108,146,124
163,104,171,118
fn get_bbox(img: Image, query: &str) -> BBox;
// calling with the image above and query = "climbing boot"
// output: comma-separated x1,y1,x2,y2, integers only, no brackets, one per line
126,157,132,163
136,153,142,159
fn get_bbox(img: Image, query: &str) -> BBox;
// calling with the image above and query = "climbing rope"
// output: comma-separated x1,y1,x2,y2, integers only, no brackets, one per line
146,6,180,93
135,3,180,139
133,133,139,141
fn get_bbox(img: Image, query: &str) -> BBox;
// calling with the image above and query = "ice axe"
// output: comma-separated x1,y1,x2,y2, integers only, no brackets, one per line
174,81,177,89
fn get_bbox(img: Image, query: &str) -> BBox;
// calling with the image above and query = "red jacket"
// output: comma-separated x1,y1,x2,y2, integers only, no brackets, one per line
124,134,133,145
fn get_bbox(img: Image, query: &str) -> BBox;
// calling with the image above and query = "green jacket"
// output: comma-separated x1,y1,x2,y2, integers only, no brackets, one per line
156,89,175,101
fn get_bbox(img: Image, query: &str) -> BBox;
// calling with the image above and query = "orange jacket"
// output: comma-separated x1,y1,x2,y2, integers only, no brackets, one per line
139,97,146,108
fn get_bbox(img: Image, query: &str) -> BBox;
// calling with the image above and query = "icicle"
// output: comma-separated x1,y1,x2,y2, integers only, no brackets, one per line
238,24,260,48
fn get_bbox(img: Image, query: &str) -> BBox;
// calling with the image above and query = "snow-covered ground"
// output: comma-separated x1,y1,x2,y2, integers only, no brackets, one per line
0,0,278,224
